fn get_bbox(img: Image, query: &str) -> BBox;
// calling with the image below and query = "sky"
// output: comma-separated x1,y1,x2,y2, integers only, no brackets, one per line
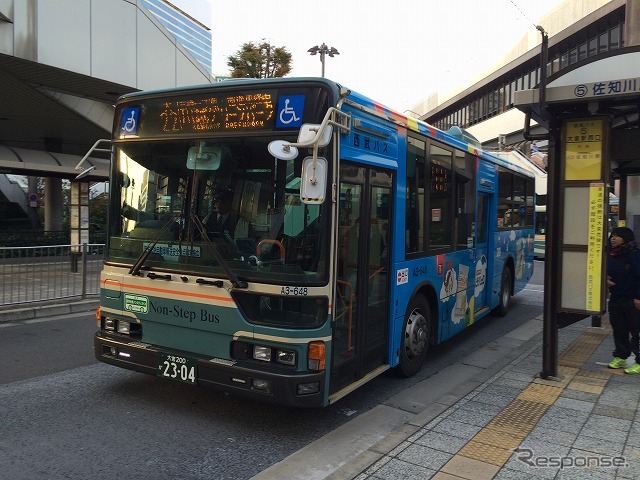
189,0,565,113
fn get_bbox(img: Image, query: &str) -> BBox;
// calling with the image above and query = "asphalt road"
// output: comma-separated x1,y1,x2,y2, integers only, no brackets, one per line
0,312,96,383
0,262,545,480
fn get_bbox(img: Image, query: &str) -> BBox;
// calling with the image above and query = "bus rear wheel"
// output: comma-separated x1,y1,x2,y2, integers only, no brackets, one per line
495,267,512,317
398,295,431,377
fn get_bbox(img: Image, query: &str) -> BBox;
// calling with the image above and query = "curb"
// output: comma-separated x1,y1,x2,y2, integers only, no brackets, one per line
0,299,99,323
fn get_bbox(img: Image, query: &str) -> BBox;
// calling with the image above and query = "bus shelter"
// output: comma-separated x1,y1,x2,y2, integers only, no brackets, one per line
515,47,640,378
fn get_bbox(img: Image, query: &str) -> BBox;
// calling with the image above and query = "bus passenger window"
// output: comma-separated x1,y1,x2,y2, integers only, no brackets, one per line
454,151,475,249
406,137,425,256
498,168,513,229
428,143,452,251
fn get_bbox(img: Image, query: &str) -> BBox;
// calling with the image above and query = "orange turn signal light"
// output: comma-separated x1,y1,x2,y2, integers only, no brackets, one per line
308,341,326,371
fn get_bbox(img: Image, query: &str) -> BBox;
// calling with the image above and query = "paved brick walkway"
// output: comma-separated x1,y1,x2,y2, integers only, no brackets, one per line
339,316,640,480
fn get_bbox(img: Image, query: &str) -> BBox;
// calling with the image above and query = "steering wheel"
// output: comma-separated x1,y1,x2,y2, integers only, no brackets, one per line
257,239,285,260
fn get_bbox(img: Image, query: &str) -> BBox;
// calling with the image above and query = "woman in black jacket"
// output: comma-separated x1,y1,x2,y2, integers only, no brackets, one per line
607,227,640,374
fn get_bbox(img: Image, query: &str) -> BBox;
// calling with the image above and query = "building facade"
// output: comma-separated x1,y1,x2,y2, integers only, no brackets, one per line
140,0,212,73
418,0,627,149
0,0,214,230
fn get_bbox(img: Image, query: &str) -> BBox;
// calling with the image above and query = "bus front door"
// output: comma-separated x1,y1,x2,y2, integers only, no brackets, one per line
331,163,392,395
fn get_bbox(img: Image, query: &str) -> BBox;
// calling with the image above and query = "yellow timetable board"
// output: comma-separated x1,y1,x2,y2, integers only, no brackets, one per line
586,183,604,311
564,119,604,180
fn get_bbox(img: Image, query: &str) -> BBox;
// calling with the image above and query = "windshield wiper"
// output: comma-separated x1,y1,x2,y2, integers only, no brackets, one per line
128,215,177,276
191,215,248,289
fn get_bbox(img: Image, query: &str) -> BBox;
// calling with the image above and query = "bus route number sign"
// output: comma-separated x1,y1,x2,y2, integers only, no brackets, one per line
157,353,197,384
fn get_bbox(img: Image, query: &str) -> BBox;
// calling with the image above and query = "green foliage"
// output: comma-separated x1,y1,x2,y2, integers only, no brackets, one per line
0,231,68,248
227,41,292,78
89,191,108,231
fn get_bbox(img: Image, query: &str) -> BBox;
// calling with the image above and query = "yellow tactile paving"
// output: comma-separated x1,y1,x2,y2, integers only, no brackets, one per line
560,346,595,361
491,399,550,428
516,383,562,404
559,330,607,368
453,323,612,469
559,358,585,369
557,365,579,376
533,376,573,388
576,369,611,380
572,374,608,386
458,440,513,466
566,381,605,394
472,426,525,450
482,422,534,439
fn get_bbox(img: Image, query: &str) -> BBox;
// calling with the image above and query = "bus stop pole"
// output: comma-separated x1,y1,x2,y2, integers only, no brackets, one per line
528,27,558,379
541,122,559,379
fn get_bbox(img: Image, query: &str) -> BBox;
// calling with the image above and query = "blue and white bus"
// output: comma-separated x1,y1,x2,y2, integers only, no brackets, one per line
94,78,535,407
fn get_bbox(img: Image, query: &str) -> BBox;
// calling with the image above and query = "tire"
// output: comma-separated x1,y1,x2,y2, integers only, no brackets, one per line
398,295,431,377
495,267,512,317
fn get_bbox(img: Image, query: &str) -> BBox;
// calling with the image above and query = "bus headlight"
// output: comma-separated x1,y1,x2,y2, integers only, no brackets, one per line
276,349,296,366
117,321,131,334
253,345,272,362
250,345,296,366
102,318,140,336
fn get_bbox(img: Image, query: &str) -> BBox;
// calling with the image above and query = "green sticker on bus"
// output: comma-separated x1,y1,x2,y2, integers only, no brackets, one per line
124,293,149,313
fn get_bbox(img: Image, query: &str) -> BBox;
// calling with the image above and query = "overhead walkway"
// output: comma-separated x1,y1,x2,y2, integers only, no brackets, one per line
0,145,109,180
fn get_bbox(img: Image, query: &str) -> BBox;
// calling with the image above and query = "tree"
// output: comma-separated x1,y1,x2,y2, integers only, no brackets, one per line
89,191,108,231
227,41,292,78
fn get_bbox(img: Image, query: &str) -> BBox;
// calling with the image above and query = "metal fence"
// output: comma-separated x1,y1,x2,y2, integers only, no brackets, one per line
0,244,104,306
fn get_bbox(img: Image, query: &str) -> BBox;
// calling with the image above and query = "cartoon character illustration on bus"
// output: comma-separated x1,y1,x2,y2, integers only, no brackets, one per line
439,260,457,302
453,264,469,324
516,235,526,280
475,255,487,298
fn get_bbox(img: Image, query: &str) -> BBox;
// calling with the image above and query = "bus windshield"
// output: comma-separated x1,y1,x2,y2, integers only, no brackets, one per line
106,135,330,285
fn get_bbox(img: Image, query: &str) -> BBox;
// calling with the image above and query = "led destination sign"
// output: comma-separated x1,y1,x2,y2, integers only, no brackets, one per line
163,92,275,133
116,86,333,139
162,93,274,132
118,90,278,138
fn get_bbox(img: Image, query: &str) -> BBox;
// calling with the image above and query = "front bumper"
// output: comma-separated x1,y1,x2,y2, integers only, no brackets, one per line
94,331,326,407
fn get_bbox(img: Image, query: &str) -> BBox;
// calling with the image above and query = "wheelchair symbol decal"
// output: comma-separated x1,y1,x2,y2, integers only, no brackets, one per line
276,95,304,128
120,107,140,135
279,99,300,124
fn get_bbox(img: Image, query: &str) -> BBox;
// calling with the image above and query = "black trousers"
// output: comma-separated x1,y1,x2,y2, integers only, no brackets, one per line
608,297,640,359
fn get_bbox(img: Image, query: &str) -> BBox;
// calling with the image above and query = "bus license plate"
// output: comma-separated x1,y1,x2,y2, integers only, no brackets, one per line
157,353,197,384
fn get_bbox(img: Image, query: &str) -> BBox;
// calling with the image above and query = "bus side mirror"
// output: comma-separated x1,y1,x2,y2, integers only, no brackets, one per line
298,123,332,147
300,156,327,204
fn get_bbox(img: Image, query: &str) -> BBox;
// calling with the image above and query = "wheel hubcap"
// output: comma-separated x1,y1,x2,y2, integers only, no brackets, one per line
405,309,427,359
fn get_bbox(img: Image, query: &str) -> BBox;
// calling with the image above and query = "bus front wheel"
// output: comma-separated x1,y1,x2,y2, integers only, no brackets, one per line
398,295,431,377
495,267,512,317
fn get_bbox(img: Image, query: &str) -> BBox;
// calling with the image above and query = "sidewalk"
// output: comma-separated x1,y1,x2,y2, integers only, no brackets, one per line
327,315,639,480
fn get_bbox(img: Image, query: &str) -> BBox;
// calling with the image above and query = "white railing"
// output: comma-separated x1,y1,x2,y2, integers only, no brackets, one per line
0,244,104,306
